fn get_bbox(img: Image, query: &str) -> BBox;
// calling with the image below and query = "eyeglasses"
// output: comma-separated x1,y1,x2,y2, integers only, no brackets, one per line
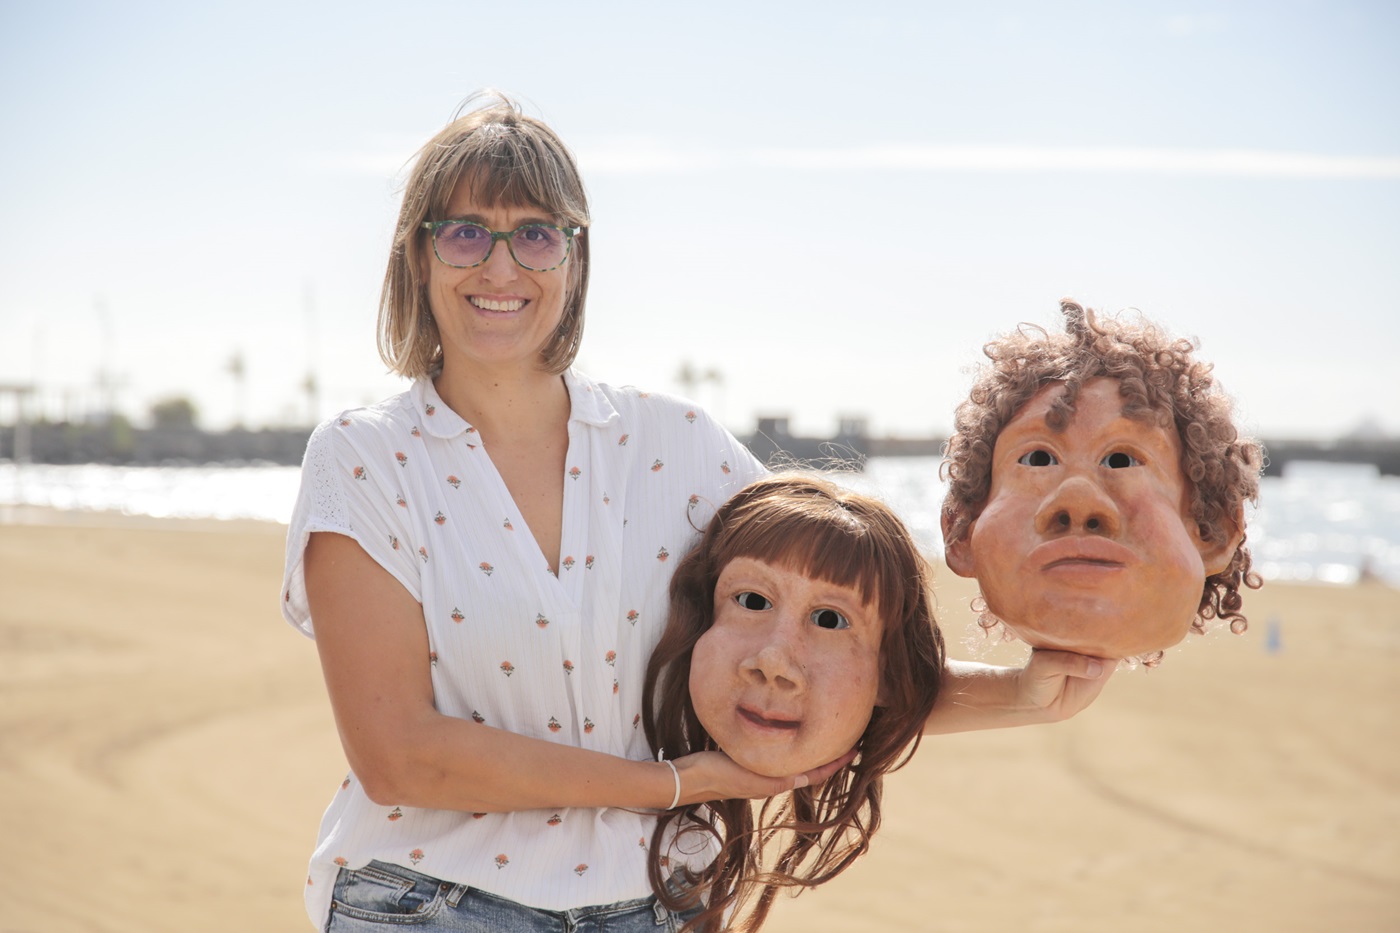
421,220,581,272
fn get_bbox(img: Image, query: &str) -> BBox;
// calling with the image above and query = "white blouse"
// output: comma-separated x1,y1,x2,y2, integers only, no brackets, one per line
281,370,764,926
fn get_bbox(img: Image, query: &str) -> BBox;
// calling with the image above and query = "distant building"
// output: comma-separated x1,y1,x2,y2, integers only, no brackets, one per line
742,414,943,470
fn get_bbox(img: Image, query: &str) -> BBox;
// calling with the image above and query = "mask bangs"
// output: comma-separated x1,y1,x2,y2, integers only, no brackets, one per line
713,495,905,620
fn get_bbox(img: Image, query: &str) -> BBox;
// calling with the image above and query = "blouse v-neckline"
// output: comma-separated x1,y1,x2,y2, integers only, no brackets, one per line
415,374,618,599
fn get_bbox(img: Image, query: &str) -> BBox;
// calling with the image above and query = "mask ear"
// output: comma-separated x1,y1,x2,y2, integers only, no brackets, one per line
875,665,891,707
1198,504,1246,576
941,506,978,579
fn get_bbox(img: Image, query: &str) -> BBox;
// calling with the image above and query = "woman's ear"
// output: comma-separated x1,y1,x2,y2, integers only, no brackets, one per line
1198,504,1246,576
941,507,978,578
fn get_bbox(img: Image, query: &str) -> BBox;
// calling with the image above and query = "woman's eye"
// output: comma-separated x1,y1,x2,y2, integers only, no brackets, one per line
735,591,772,611
447,223,486,240
810,608,849,630
1018,449,1057,467
518,225,556,244
1101,451,1140,469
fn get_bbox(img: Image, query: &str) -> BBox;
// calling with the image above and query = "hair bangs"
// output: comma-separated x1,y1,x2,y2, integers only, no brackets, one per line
430,124,587,227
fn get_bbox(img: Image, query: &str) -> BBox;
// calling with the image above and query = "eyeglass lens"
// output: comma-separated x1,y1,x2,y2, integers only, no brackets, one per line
434,222,569,270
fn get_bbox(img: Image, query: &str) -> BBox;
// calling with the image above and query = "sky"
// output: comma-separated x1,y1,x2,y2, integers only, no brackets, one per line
2,0,1398,442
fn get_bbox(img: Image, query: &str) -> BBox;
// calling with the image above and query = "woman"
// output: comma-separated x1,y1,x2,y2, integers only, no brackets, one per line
281,94,1113,932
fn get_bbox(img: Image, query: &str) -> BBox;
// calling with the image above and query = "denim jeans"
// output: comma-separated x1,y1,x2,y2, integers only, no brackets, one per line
325,860,703,932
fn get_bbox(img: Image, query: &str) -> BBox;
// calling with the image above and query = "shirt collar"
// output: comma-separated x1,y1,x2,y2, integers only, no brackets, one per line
411,378,472,438
411,369,617,439
563,368,619,429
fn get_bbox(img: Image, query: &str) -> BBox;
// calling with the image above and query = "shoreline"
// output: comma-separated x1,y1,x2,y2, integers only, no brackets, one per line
0,503,287,535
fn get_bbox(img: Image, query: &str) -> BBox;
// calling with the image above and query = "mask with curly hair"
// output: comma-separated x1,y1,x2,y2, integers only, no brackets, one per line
941,299,1263,662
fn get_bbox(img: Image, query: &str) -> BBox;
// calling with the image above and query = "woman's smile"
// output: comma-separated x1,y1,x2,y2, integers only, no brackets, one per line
468,295,528,313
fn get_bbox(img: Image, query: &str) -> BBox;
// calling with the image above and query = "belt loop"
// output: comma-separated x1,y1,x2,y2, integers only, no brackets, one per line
652,895,670,924
446,883,468,908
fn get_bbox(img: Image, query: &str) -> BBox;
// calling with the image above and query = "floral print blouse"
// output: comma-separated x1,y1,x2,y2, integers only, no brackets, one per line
281,370,763,925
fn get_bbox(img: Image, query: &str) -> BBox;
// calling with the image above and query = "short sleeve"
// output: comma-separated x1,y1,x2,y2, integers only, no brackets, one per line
697,407,765,490
280,416,422,638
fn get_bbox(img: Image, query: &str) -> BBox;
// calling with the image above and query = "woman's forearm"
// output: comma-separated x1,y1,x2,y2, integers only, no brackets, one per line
348,708,678,812
923,653,1113,735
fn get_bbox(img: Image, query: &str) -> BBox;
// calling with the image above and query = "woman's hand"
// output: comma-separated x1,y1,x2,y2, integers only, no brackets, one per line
923,651,1116,734
670,748,857,807
1005,649,1116,722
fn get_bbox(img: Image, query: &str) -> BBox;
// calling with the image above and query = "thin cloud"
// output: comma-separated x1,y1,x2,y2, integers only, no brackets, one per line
577,143,1400,179
1163,13,1227,38
310,142,1400,181
301,151,416,180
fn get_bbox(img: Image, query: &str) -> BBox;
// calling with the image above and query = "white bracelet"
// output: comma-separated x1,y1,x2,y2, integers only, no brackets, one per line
658,751,681,810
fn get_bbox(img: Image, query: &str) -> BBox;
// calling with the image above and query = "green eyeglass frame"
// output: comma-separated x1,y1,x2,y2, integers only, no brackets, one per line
420,220,582,272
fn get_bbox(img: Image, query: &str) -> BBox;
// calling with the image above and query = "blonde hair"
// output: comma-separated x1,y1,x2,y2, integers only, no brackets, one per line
378,92,591,378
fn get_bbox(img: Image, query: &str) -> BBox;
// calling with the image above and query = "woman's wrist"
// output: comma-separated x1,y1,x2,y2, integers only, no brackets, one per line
658,757,682,809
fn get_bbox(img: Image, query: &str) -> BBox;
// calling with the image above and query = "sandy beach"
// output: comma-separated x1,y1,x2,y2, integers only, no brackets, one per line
1,514,1396,932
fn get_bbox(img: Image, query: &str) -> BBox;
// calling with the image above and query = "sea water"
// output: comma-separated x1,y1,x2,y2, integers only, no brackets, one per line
0,461,303,524
1,458,1397,587
837,457,1400,587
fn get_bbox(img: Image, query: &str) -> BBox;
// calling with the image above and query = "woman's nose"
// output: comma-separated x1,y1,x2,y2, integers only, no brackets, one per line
741,640,805,692
1035,474,1121,537
479,237,519,282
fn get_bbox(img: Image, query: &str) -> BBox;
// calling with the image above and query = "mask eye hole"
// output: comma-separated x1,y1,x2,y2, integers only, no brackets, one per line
1101,451,1140,469
736,591,772,611
1018,449,1057,467
810,608,849,630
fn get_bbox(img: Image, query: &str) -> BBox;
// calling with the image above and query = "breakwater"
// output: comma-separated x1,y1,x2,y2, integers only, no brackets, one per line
2,421,1398,477
741,416,1400,477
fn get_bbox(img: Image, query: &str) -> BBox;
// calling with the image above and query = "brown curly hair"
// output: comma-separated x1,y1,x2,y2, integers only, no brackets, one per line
941,298,1263,644
642,474,945,932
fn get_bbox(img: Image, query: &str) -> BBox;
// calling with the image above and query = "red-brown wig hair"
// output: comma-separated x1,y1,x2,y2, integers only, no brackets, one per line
643,473,945,932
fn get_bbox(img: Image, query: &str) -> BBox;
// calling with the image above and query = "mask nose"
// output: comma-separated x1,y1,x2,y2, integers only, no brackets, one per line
1035,474,1121,537
741,638,804,693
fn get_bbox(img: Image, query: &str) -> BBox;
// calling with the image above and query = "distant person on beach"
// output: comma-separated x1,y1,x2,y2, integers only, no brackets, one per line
941,298,1264,665
280,95,1112,933
641,473,944,931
